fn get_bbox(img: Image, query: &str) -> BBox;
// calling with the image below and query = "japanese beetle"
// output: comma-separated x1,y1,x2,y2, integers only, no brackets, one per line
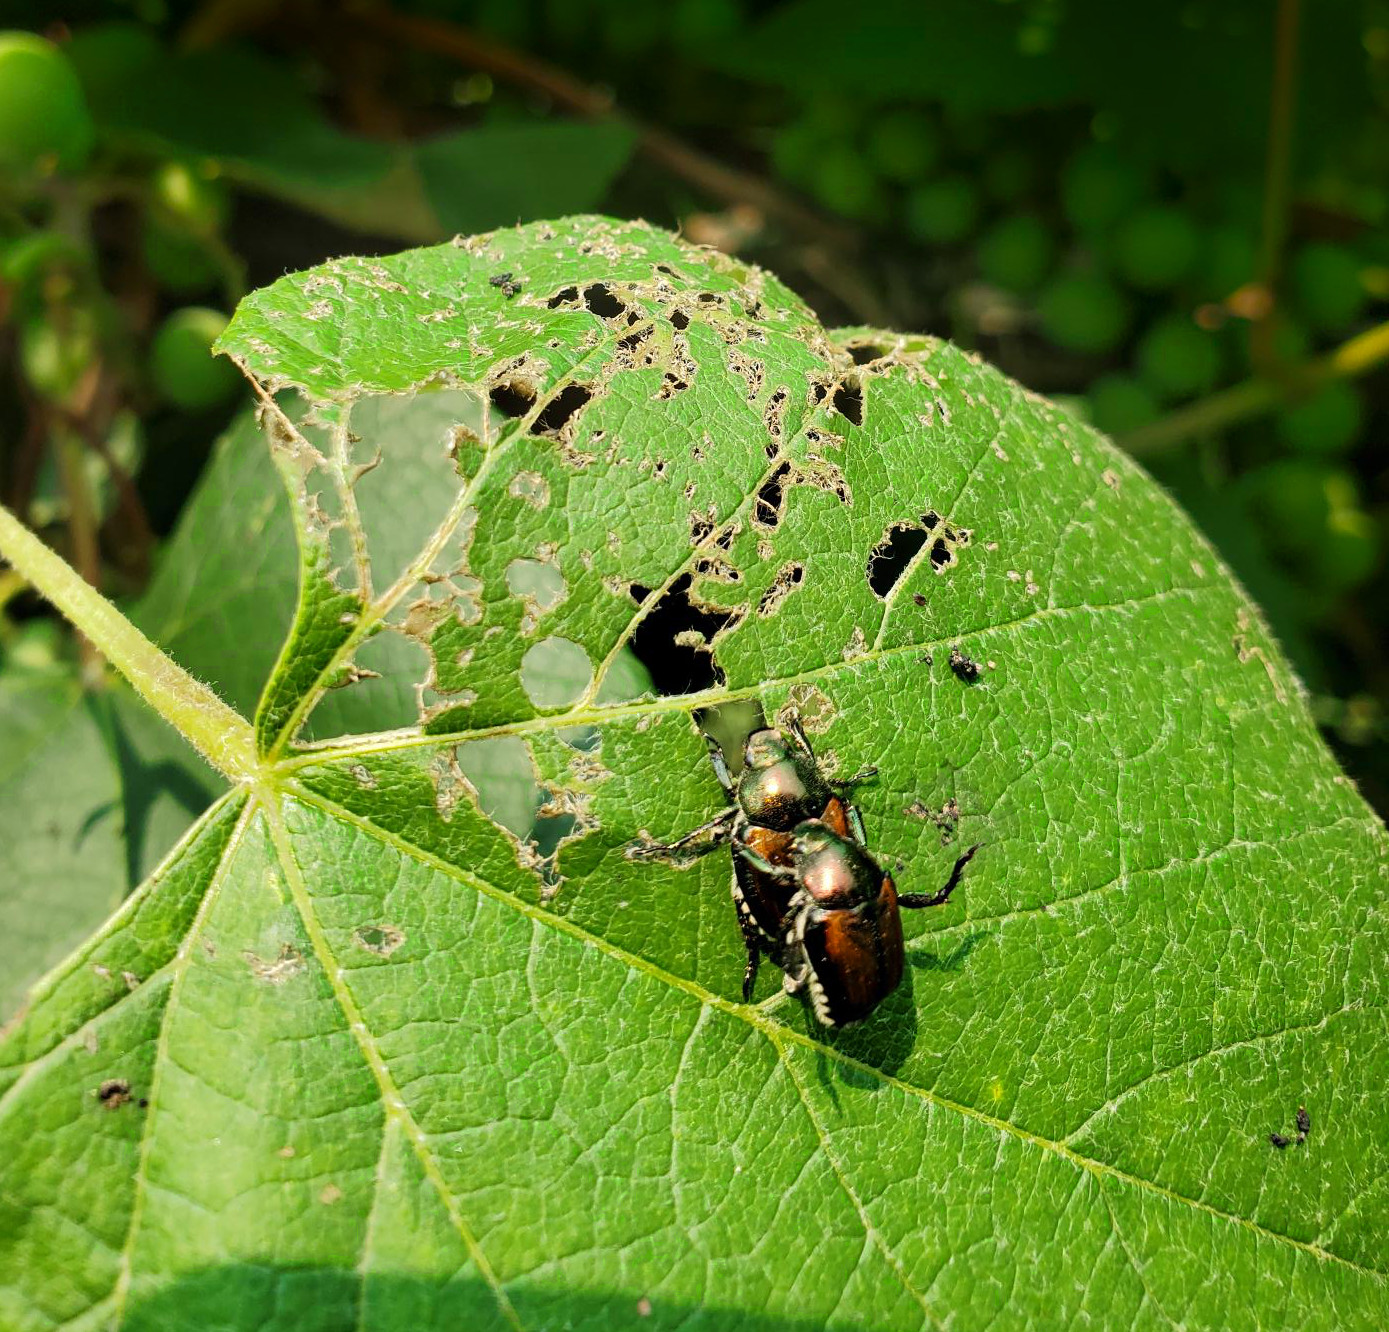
635,717,875,1001
737,819,979,1027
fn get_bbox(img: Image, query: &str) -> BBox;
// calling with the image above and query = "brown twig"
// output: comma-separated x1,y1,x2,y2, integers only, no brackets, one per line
350,4,854,251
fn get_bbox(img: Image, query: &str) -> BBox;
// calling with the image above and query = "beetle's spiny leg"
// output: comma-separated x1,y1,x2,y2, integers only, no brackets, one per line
831,765,878,790
898,842,981,908
786,712,816,760
847,803,868,848
733,836,796,880
704,734,736,796
629,807,735,859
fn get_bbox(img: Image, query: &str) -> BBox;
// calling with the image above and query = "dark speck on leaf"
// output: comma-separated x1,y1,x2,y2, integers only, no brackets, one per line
98,1078,132,1109
489,271,522,298
949,646,981,682
1269,1132,1291,1149
1296,1105,1311,1142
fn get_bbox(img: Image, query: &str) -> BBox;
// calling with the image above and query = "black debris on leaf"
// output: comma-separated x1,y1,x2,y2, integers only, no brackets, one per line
1269,1132,1291,1149
949,646,981,682
1296,1106,1311,1142
97,1078,132,1109
489,271,522,298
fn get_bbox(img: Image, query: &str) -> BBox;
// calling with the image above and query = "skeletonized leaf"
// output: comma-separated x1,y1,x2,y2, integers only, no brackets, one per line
1,218,1384,1331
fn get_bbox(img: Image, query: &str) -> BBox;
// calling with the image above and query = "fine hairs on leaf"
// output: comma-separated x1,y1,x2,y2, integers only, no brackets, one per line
0,217,1384,1332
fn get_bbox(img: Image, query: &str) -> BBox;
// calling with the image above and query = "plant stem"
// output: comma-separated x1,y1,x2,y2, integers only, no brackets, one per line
53,422,103,681
353,6,852,250
0,502,258,781
1120,317,1389,456
1249,0,1302,373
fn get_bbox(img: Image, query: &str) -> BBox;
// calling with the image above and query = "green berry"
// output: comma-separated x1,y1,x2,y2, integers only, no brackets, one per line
769,120,821,188
142,216,218,294
1037,273,1131,354
1199,224,1257,299
149,307,241,410
20,308,97,402
1060,144,1149,233
152,160,228,235
1246,459,1347,548
982,147,1038,204
865,109,939,184
1275,381,1363,456
1136,314,1222,399
1288,242,1365,331
811,144,885,221
905,175,979,244
1086,374,1160,434
0,31,93,175
977,213,1054,292
1312,507,1379,591
1112,206,1200,291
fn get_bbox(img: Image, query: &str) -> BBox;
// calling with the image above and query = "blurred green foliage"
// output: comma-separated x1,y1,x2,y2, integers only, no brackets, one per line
1,0,1387,818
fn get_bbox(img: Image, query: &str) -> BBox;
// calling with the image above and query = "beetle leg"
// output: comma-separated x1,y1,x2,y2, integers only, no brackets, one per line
898,842,982,908
831,765,878,791
733,837,797,880
704,734,736,797
740,929,762,1003
786,713,816,759
846,803,869,848
633,807,735,858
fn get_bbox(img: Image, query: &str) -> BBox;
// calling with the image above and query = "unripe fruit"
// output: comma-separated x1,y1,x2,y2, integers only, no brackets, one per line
1060,144,1148,233
1136,314,1222,399
1112,206,1200,291
149,307,241,410
142,217,218,294
151,160,228,235
20,308,97,401
1288,242,1365,331
1275,381,1362,456
977,213,1054,292
905,176,979,244
1037,273,1131,354
1086,374,1160,434
865,109,939,184
0,31,94,175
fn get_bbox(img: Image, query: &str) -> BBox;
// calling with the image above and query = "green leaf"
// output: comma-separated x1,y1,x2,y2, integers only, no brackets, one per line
68,26,637,243
0,657,217,1021
1,217,1385,1330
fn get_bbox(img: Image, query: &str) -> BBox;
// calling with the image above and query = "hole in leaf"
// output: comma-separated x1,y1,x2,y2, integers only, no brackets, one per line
530,383,593,435
628,573,739,695
628,581,652,604
832,381,864,426
583,283,625,318
867,523,930,597
754,462,794,529
546,285,579,309
758,562,804,615
617,325,653,353
669,308,690,330
929,538,953,570
922,510,940,529
520,637,592,708
847,342,887,365
490,378,537,419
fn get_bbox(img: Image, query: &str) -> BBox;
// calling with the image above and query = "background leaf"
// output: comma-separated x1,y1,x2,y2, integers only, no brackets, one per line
1,218,1385,1330
0,653,216,1019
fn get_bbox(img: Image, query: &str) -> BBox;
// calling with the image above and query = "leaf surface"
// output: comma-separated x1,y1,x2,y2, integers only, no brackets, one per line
2,217,1385,1331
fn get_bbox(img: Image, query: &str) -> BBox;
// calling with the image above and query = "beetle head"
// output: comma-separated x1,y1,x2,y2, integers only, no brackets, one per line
791,823,881,907
738,729,830,831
